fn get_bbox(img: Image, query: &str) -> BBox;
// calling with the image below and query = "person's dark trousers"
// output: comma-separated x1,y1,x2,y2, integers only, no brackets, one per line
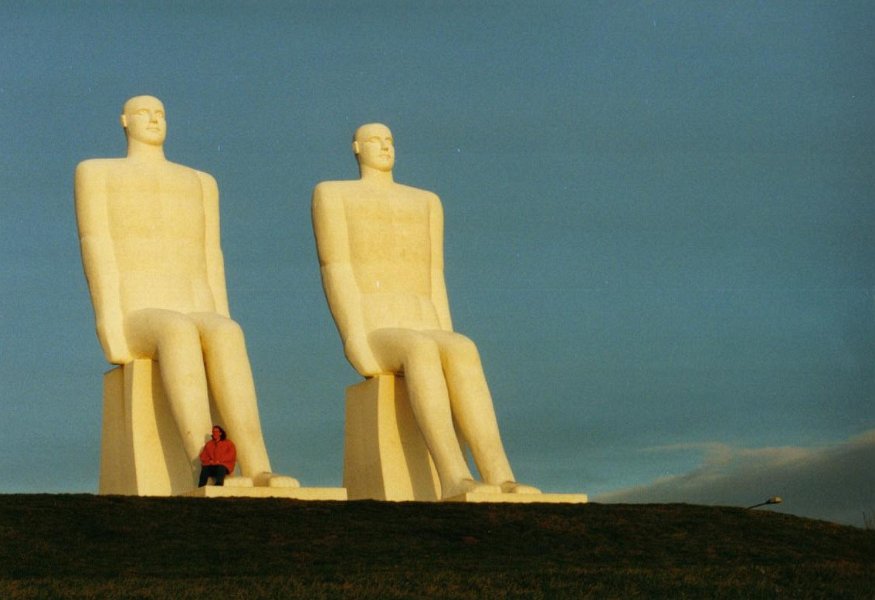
198,465,229,487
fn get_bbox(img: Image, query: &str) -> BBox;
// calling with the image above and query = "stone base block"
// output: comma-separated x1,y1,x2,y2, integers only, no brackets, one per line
99,360,197,496
183,486,348,500
344,375,441,501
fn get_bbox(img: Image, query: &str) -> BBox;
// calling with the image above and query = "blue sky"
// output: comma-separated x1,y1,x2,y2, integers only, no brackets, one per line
1,2,873,526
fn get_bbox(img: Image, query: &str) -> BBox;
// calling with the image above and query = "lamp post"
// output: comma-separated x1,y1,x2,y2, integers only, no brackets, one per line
747,496,783,510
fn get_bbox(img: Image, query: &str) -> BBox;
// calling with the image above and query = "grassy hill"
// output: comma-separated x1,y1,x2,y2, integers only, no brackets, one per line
0,494,872,599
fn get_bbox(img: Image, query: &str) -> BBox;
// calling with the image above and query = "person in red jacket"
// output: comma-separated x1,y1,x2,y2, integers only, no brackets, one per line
198,425,236,486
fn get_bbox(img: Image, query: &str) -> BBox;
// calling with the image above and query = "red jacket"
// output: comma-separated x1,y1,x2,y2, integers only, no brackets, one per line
199,439,236,474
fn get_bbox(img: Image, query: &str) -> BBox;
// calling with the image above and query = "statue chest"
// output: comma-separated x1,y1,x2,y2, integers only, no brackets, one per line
105,167,206,242
344,195,431,263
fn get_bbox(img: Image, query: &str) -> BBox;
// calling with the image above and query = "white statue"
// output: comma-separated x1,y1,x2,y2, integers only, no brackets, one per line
75,95,297,488
312,123,539,498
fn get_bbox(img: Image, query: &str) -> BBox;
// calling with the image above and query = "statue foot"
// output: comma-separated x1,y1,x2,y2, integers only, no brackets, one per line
252,472,301,488
499,481,541,494
441,478,501,499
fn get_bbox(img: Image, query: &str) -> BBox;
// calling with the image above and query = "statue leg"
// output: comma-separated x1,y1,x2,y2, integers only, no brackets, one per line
369,329,499,498
431,330,541,495
124,309,213,465
190,313,298,488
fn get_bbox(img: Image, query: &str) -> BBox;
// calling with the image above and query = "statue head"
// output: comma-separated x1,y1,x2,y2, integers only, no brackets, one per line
353,123,395,173
120,95,167,147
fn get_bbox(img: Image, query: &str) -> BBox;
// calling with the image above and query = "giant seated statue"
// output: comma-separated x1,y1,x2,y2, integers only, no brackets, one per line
75,95,298,495
312,123,542,501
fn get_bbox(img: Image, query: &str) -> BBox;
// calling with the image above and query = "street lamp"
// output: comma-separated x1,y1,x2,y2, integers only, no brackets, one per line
747,496,783,510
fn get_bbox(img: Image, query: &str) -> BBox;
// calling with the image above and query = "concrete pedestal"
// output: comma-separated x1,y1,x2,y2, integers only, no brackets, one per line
99,360,195,496
343,375,441,501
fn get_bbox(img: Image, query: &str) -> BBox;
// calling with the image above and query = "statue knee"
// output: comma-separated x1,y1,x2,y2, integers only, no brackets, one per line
445,333,481,363
198,316,246,351
158,316,201,350
211,318,244,342
405,337,442,371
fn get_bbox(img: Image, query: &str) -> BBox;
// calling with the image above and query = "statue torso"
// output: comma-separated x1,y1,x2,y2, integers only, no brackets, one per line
95,158,216,314
320,180,443,331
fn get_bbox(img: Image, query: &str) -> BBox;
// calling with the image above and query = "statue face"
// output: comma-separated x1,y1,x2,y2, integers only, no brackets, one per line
122,96,167,146
355,123,395,172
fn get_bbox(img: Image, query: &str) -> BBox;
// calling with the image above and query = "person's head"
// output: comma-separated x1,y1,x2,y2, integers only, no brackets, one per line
211,425,226,441
353,123,395,173
120,95,166,146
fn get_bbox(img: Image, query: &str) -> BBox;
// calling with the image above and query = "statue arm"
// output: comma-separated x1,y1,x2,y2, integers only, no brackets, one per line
312,184,382,376
428,193,453,331
74,161,132,364
200,172,230,317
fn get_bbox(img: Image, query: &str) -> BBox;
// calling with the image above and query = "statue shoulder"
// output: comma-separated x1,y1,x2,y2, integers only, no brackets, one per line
400,183,442,210
74,159,127,201
75,157,123,179
313,179,358,196
312,180,361,208
161,160,212,181
194,169,218,190
397,182,440,200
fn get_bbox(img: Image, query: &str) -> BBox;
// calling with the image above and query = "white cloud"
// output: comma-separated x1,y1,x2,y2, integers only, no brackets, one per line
595,430,875,527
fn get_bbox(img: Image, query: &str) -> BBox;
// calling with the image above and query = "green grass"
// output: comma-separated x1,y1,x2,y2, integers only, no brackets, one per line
0,494,872,598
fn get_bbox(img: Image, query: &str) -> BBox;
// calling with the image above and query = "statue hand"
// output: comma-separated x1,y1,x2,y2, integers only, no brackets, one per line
96,322,134,365
344,335,382,377
104,344,134,366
